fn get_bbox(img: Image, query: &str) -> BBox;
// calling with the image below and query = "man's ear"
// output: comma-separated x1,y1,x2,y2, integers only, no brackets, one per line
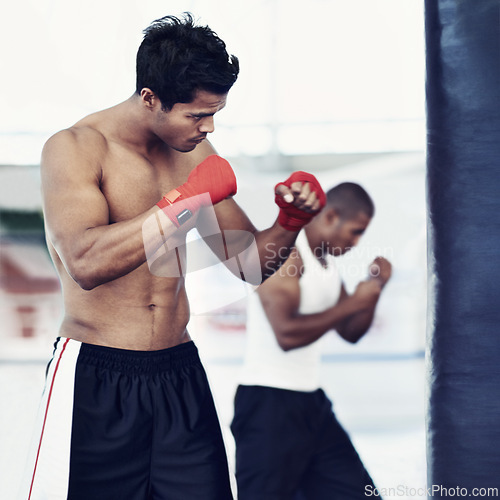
140,88,159,110
324,206,340,225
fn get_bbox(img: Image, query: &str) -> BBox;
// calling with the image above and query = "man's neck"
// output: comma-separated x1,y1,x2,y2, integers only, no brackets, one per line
303,228,329,268
110,96,166,155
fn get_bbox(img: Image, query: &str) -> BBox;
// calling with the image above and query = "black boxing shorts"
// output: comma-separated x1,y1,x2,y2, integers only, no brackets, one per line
20,338,233,500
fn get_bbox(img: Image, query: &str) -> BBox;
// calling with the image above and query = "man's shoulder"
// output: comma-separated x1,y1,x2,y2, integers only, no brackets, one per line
273,246,304,281
40,122,108,184
45,121,107,153
41,120,109,174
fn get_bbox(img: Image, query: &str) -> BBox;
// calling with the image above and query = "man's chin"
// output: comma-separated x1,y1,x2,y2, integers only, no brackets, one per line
173,144,197,153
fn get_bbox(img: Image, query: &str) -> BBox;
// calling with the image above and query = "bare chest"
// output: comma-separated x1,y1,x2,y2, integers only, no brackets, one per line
99,146,188,223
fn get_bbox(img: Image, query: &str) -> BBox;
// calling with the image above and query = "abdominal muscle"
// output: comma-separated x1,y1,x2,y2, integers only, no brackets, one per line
58,264,192,351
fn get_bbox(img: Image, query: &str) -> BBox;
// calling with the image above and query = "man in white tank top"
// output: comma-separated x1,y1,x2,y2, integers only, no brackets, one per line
231,183,392,500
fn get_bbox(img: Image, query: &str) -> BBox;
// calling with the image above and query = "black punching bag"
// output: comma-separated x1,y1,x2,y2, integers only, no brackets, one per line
425,0,500,495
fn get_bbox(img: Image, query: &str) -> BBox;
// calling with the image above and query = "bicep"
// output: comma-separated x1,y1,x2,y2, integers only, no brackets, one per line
335,282,355,336
337,282,349,302
41,132,109,260
257,258,302,334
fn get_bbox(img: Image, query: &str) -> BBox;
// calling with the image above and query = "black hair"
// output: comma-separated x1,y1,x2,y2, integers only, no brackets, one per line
326,182,375,220
136,13,239,110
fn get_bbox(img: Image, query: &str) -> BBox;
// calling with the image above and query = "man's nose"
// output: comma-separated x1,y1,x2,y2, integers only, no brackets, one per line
199,116,215,134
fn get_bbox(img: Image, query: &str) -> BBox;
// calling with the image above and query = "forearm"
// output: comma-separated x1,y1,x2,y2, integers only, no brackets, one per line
275,295,366,351
204,167,325,285
255,221,299,280
335,258,391,342
337,306,377,343
337,288,382,343
55,207,179,290
214,220,299,286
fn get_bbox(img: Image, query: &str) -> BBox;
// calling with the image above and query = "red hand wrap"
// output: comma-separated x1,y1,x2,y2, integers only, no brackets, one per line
157,155,237,227
274,171,326,231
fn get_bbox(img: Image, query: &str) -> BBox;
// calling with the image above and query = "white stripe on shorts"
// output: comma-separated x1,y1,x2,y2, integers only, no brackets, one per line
18,338,82,500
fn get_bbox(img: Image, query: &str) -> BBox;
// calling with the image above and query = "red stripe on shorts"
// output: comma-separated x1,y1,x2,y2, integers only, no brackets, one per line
28,337,71,500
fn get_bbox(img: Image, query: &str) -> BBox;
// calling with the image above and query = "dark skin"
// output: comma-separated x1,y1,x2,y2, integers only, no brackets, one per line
42,88,321,351
256,206,392,351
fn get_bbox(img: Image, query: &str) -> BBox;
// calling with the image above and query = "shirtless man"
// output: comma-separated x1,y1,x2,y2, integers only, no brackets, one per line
20,14,325,500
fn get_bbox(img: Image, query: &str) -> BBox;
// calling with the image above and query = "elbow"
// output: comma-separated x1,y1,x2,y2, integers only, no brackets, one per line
277,339,295,352
277,339,293,352
337,328,365,344
68,259,102,291
347,336,361,345
55,236,110,290
246,274,266,286
275,329,297,352
72,273,100,291
75,277,99,291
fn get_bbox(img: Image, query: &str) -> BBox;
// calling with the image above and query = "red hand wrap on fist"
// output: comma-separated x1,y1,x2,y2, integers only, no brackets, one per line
157,155,237,227
275,171,326,231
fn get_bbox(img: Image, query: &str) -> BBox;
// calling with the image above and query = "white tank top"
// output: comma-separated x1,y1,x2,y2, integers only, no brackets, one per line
239,230,342,391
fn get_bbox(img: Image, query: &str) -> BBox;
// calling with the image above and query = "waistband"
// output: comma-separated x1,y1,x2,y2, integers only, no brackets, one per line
56,337,200,375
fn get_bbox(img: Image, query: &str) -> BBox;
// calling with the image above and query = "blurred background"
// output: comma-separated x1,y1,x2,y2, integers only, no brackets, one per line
1,1,427,498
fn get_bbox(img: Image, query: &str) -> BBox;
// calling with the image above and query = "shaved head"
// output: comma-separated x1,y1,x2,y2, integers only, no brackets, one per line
325,182,374,220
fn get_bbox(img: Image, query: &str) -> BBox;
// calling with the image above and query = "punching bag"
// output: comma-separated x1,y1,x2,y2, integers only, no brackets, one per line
425,0,500,496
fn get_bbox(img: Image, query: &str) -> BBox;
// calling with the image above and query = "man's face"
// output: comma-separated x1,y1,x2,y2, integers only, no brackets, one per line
326,211,371,256
154,89,227,152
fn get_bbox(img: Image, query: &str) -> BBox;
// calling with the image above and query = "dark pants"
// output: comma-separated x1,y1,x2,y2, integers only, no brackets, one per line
231,385,377,500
